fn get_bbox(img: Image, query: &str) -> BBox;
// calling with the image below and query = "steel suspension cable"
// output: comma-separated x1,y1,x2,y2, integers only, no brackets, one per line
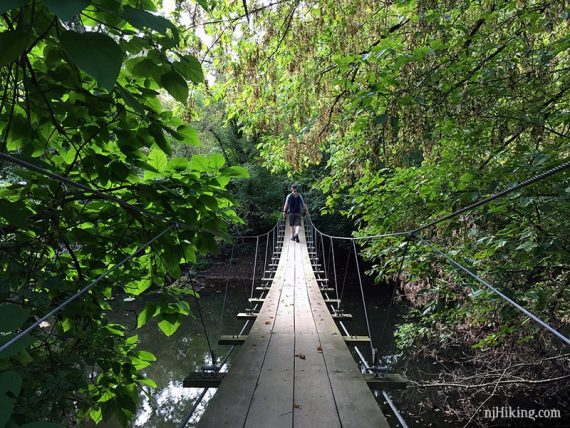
352,239,375,359
0,151,168,224
249,236,260,304
330,236,340,305
306,159,570,241
177,229,217,365
0,224,176,354
418,237,570,346
217,244,236,348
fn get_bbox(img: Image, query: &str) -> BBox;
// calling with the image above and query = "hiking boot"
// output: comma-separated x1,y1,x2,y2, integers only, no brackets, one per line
295,234,300,243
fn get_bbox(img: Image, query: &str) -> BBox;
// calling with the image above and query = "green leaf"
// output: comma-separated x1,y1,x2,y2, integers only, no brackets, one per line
136,350,156,362
136,302,157,328
148,149,168,173
0,334,35,359
137,377,157,388
124,279,152,296
43,0,89,21
0,31,32,67
173,55,204,84
0,304,30,333
0,370,22,396
168,157,190,171
157,315,181,336
88,408,103,424
161,70,188,103
176,125,200,145
123,6,177,41
196,0,209,10
189,155,208,172
209,152,225,169
0,0,27,14
221,166,249,179
60,31,123,90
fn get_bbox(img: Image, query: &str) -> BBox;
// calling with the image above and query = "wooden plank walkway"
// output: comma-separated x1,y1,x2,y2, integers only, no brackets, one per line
197,223,389,427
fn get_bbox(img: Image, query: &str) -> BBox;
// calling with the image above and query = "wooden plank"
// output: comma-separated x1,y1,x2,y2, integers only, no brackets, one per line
237,313,258,319
293,229,342,427
324,298,340,304
245,239,296,428
255,286,271,291
218,335,248,345
248,298,265,303
198,240,289,427
364,373,407,390
319,287,335,292
183,372,225,388
301,231,389,428
332,313,353,319
343,335,371,344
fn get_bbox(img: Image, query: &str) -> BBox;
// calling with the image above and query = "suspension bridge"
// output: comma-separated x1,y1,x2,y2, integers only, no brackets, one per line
0,151,568,427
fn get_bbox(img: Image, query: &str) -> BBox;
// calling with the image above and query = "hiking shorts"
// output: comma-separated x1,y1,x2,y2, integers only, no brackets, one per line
288,212,302,227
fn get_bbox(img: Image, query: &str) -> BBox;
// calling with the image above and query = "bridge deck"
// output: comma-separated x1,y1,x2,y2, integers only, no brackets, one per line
197,223,388,427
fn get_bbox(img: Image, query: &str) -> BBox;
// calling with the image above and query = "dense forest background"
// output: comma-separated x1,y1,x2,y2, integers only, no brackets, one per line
0,0,568,426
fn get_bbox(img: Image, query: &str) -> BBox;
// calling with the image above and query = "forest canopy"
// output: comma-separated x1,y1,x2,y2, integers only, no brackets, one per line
0,0,569,426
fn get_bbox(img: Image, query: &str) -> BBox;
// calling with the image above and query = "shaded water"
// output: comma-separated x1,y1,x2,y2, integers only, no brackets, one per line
106,277,407,427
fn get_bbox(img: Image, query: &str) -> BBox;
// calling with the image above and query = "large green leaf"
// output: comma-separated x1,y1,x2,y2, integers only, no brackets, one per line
157,314,181,336
43,0,89,21
148,149,168,172
123,6,177,41
0,304,31,333
176,125,200,145
161,70,188,103
173,54,204,84
0,31,32,67
60,31,123,90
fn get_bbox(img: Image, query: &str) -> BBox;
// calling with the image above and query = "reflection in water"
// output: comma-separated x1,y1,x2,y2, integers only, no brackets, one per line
104,287,247,428
106,282,400,427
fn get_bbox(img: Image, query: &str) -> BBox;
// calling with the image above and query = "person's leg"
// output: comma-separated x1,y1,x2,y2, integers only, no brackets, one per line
294,214,301,241
288,213,295,239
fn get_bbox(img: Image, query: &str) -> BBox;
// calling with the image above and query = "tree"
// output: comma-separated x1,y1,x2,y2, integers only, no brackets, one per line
0,0,247,425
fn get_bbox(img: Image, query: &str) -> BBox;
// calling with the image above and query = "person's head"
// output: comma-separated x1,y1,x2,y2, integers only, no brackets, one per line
291,184,298,193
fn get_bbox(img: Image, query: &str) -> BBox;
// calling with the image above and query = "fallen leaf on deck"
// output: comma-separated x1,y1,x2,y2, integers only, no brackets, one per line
293,403,303,409
295,353,306,360
317,345,322,353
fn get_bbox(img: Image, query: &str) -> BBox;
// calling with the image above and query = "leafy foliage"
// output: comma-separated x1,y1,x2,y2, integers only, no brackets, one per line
0,0,247,425
197,0,569,356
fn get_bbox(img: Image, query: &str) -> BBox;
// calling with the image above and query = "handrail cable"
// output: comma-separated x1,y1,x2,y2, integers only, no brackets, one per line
178,387,209,428
0,224,176,354
177,229,217,365
217,244,236,350
249,236,260,305
308,159,570,241
352,239,375,359
381,390,410,428
1,150,283,241
0,151,169,224
418,237,570,346
329,236,340,308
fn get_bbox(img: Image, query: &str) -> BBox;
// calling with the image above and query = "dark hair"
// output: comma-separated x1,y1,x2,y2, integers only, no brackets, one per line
291,184,298,189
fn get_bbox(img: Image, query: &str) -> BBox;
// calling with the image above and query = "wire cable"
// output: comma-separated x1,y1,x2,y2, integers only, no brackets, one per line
307,159,570,241
418,237,570,346
352,239,375,359
177,229,218,365
0,224,176,354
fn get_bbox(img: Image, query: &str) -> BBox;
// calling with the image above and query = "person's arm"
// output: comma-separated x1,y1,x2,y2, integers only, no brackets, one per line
282,194,290,219
301,195,309,216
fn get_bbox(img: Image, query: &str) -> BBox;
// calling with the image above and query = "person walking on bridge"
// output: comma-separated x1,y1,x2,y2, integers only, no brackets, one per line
283,184,309,242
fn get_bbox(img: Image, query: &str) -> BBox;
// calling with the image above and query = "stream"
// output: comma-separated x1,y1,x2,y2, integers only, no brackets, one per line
101,278,411,427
